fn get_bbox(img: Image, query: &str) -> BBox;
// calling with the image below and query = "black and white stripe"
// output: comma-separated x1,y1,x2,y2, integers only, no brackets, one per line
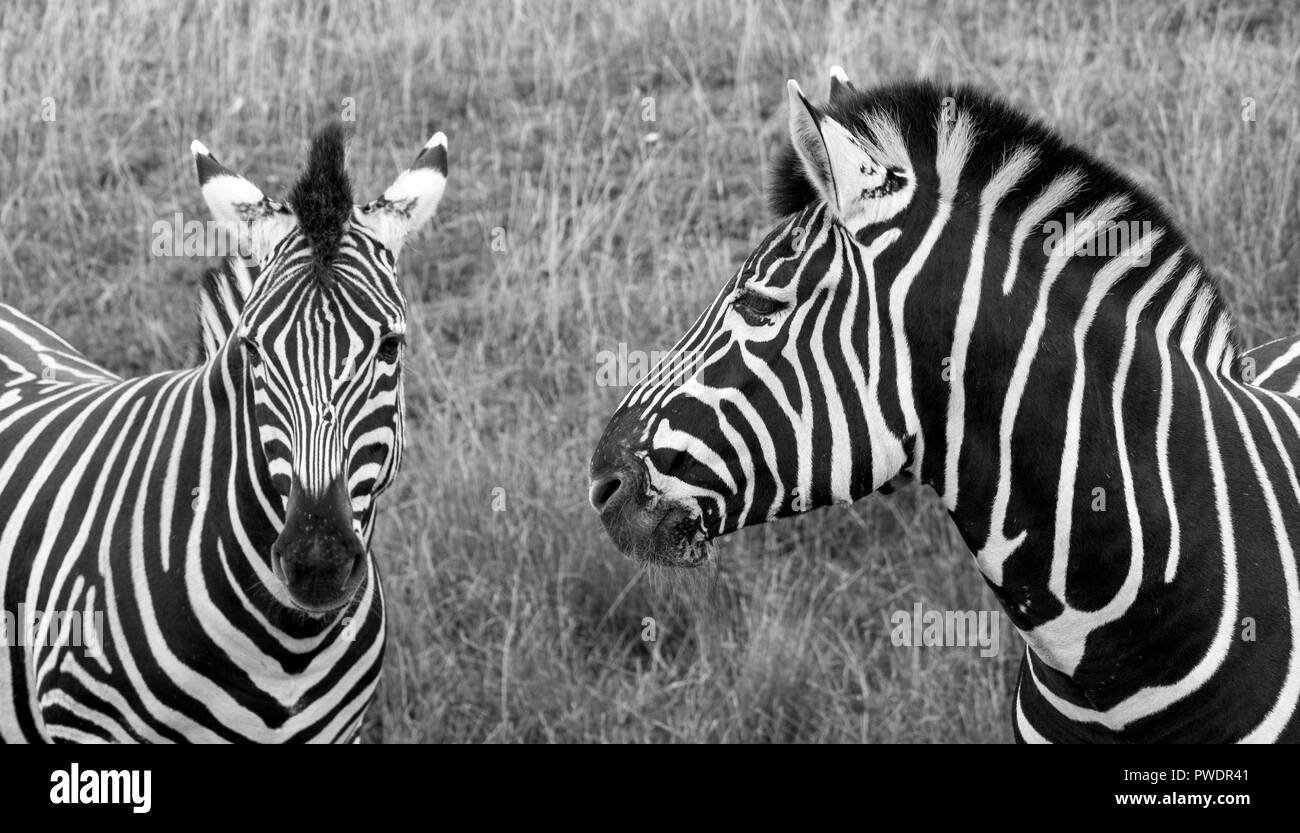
198,258,256,361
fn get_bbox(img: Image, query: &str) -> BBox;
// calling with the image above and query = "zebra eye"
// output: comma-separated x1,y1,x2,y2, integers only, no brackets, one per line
732,290,786,323
376,334,404,363
240,337,263,367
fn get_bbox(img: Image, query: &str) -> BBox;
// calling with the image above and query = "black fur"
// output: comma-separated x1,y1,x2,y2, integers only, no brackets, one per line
194,149,230,186
767,139,820,221
287,123,353,266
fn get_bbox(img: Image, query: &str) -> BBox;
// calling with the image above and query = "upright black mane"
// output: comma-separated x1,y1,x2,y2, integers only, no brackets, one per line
288,122,353,266
769,80,1142,221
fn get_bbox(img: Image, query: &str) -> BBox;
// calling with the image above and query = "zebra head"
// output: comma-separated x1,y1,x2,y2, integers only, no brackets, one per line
192,124,446,611
591,70,975,566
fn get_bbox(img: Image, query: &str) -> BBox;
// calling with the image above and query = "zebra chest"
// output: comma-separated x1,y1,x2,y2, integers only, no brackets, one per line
29,594,386,743
16,538,387,743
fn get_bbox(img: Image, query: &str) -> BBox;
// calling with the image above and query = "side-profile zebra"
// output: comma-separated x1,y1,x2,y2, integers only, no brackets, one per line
0,123,447,742
589,68,1300,742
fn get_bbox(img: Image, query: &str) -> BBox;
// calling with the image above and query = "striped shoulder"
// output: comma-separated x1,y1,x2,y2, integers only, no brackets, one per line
0,303,119,385
197,258,258,361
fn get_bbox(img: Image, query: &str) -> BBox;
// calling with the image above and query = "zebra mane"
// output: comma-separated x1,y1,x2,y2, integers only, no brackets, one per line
769,80,1129,217
196,258,256,362
766,80,1231,333
287,122,353,268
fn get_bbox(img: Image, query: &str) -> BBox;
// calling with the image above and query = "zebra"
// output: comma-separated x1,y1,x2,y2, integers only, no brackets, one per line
589,67,1300,742
0,122,447,742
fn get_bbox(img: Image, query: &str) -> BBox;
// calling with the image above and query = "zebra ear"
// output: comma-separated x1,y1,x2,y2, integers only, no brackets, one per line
786,80,893,233
828,65,856,103
191,141,296,263
358,132,447,256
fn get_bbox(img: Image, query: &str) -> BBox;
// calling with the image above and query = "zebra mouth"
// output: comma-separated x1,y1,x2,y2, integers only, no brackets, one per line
589,442,712,568
271,552,367,614
599,492,712,568
269,474,370,614
649,533,714,569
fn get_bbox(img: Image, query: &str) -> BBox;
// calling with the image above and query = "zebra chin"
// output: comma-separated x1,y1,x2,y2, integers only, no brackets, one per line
589,462,713,568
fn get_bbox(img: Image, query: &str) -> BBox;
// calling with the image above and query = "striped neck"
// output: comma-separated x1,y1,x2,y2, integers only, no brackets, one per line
898,156,1268,733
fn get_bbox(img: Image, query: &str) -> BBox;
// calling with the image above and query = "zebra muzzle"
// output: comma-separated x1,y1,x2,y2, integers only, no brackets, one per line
270,474,368,612
589,459,707,567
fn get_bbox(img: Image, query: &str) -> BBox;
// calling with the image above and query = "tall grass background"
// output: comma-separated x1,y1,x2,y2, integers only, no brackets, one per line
1,0,1297,741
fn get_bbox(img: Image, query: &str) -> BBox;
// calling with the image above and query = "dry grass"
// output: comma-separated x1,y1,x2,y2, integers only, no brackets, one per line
1,0,1297,742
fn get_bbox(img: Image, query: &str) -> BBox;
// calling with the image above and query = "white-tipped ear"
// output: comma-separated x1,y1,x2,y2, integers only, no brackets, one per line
786,80,905,233
358,132,448,255
191,140,295,262
828,65,856,103
788,80,833,193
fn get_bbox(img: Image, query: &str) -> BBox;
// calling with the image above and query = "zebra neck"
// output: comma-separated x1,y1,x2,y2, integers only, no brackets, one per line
198,341,287,592
204,341,374,634
926,241,1262,710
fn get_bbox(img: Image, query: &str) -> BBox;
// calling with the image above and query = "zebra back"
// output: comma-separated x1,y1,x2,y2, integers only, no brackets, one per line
0,303,119,385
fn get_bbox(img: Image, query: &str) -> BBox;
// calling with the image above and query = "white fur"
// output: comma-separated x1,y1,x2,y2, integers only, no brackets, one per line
192,142,296,263
786,80,914,233
359,132,448,255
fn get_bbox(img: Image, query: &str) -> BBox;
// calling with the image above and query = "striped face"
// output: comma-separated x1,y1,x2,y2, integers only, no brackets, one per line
590,202,910,566
194,125,446,611
237,232,407,534
591,75,938,567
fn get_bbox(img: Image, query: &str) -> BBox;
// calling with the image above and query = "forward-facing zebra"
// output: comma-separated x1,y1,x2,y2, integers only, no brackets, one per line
589,68,1300,742
0,123,447,742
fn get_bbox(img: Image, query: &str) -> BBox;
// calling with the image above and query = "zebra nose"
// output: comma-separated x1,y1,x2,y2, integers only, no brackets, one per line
271,539,365,607
589,472,627,513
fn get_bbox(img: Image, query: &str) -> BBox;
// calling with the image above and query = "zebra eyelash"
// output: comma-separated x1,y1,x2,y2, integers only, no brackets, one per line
240,336,263,367
731,288,788,325
376,334,404,363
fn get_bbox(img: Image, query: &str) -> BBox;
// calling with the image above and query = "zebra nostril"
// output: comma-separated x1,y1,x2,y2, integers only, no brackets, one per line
589,473,624,513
